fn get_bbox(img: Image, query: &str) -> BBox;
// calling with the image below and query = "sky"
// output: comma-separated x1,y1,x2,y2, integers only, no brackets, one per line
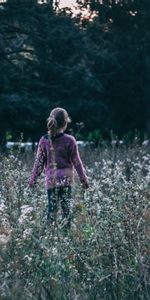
59,0,76,9
59,0,97,20
37,0,77,10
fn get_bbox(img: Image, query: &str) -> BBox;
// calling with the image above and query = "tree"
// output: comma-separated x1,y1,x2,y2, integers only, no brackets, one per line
76,0,150,136
0,0,150,142
0,0,108,142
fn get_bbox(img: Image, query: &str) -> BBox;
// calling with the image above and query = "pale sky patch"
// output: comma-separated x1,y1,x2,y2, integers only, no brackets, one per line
38,0,77,9
59,0,97,20
59,0,76,9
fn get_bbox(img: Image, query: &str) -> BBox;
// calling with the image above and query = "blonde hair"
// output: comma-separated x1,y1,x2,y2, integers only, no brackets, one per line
47,107,71,137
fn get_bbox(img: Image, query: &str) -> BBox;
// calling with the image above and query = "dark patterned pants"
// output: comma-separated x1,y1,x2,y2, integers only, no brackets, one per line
47,186,72,227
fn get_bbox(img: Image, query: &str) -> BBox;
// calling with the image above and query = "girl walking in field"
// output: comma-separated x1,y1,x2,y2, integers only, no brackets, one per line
29,107,89,228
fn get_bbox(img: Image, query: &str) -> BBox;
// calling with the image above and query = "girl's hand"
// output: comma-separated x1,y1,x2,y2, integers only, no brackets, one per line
29,180,35,189
29,184,34,190
82,182,89,190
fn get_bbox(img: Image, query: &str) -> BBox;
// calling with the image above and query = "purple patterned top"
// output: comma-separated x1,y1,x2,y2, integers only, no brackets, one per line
29,133,88,189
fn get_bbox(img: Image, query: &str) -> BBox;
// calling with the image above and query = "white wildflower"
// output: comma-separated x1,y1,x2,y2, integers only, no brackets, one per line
23,228,33,239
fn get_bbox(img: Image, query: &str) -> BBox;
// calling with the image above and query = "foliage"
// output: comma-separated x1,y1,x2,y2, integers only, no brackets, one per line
0,142,150,299
0,0,150,141
77,0,150,135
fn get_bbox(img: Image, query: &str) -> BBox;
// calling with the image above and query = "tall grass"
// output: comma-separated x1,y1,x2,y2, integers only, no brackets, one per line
0,141,150,299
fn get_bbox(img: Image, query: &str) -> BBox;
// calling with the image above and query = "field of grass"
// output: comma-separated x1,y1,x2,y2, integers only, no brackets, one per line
0,141,150,300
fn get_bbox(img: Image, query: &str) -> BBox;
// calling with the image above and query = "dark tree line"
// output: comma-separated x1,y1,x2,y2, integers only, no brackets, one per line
0,0,150,143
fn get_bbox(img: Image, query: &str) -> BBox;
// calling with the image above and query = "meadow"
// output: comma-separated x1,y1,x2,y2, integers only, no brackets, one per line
0,140,150,300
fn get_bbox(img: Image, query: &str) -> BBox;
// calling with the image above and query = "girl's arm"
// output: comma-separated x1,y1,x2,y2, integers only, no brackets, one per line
70,137,89,188
29,137,45,188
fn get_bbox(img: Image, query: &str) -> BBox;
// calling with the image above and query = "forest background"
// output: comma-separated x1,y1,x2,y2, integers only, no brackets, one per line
0,0,150,143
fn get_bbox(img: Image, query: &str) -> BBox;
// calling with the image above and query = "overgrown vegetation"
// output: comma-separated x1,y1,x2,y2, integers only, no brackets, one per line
1,142,150,299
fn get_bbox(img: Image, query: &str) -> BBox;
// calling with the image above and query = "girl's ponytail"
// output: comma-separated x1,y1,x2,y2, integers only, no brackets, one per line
47,117,57,137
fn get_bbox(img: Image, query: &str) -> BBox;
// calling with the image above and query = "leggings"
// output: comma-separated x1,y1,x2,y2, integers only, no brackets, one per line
47,186,71,224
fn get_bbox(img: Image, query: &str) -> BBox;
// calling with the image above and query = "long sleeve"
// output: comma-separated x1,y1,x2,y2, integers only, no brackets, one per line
29,137,45,187
69,137,88,185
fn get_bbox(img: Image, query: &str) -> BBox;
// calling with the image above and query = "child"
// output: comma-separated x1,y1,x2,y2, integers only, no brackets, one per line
29,107,89,227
